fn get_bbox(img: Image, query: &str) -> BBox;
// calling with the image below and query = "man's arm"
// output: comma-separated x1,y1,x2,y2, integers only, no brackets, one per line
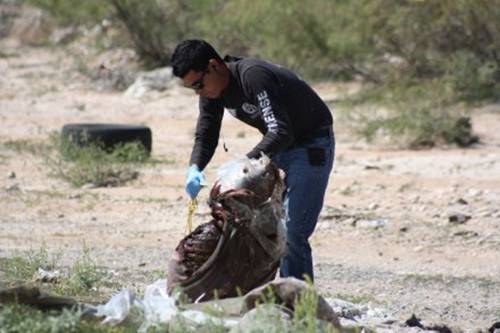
189,98,224,170
243,66,294,158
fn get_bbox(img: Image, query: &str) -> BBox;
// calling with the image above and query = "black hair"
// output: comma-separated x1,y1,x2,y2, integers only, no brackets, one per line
170,39,223,78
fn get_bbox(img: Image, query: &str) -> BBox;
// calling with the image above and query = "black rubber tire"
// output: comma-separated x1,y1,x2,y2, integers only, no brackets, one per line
61,123,152,153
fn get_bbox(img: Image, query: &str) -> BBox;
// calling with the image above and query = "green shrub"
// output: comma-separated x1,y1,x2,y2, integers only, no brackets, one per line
65,247,104,294
106,0,499,101
108,0,204,66
45,133,148,188
2,139,49,155
0,304,130,333
26,0,111,26
343,80,479,148
2,247,59,286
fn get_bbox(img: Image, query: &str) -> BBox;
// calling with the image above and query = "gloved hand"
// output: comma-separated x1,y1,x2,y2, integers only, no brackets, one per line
185,165,205,199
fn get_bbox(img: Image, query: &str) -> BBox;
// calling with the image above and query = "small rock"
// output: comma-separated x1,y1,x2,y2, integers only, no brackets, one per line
368,203,379,210
453,230,478,237
356,219,387,229
91,217,97,221
34,268,61,283
58,214,64,219
67,193,81,199
10,6,55,46
448,213,471,224
7,171,15,179
138,262,146,267
479,210,493,218
364,164,381,170
399,226,409,233
6,184,20,192
49,26,78,45
467,188,483,198
125,67,176,98
82,183,97,190
456,198,468,205
90,64,137,92
413,246,424,252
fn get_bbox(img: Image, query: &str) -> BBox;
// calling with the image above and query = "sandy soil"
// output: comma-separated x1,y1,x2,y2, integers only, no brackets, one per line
1,38,499,332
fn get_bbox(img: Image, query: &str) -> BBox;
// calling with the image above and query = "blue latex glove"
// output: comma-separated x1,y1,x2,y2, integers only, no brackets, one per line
185,165,205,199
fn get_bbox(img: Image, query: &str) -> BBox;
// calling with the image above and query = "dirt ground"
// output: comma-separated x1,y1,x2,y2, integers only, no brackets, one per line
1,38,499,332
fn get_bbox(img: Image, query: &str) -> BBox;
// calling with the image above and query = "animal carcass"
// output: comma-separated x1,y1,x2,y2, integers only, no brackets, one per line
167,155,286,302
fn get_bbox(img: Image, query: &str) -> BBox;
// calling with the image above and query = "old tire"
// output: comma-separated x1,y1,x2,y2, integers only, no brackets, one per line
61,123,152,153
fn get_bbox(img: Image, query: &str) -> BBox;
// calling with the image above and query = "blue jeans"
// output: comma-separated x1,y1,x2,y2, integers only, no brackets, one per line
272,129,335,281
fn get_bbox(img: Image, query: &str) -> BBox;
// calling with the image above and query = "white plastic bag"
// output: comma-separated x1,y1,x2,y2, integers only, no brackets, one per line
138,279,178,332
95,289,135,325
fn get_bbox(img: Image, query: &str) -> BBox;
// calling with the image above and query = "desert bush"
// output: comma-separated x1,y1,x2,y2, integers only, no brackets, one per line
342,81,479,148
108,0,204,66
1,246,108,298
45,132,148,188
26,0,111,26
362,0,500,101
63,247,105,295
24,0,497,146
108,0,499,98
2,247,59,286
2,139,49,155
0,304,132,333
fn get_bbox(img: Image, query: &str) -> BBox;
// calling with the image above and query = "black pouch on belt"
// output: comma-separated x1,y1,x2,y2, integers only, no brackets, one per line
307,147,326,166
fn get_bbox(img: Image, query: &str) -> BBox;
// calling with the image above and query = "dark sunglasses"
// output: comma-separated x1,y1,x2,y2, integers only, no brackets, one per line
187,68,209,90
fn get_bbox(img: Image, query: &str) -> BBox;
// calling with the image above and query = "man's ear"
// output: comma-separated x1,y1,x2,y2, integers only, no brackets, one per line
208,58,219,72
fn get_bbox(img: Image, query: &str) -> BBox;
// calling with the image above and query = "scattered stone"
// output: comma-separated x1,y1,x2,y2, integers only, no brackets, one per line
327,298,399,330
364,164,381,170
368,203,379,210
453,230,478,238
91,217,97,221
243,278,340,327
477,206,496,218
138,262,146,267
230,304,291,333
456,198,468,205
125,67,176,98
467,188,483,198
6,184,20,192
67,193,81,199
90,64,137,92
413,246,424,252
58,214,64,219
327,298,362,320
33,268,61,283
356,219,387,229
0,1,20,38
49,26,78,45
10,5,55,46
405,314,453,333
7,171,15,179
82,183,97,190
448,213,471,224
399,226,409,233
